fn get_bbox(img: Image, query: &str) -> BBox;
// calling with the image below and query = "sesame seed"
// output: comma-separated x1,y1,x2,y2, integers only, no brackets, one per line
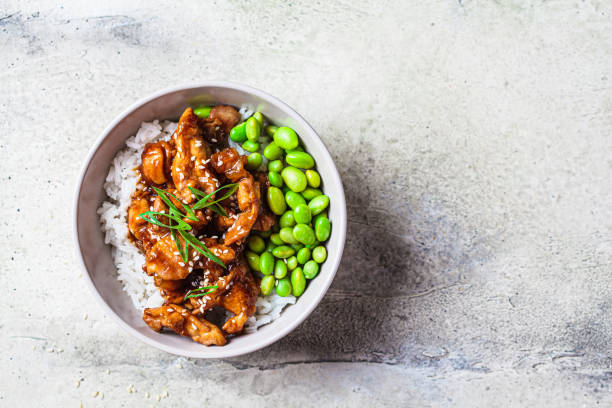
167,308,174,313
75,380,81,388
83,313,88,320
188,267,193,272
191,323,197,330
178,262,185,267
106,369,110,375
92,391,99,397
190,156,195,161
145,392,150,398
211,138,217,143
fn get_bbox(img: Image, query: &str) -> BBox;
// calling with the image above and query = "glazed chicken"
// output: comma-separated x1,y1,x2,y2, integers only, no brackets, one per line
127,106,275,346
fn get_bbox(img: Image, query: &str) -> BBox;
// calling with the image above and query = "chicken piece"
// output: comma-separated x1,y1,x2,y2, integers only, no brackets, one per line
171,108,219,204
141,141,172,184
208,105,241,134
219,259,259,334
127,196,150,241
143,305,226,346
154,276,187,304
201,238,237,265
210,148,259,245
145,234,189,280
253,206,275,232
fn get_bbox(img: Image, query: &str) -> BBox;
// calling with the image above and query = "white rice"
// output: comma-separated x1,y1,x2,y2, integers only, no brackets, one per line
97,116,295,333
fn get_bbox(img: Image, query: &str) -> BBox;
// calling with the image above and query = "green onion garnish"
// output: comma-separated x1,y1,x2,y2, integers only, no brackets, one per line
178,229,225,268
152,187,198,221
189,184,238,211
184,285,218,300
139,211,191,230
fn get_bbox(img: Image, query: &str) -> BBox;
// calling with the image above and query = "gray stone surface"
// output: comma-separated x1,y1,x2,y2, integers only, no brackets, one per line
1,0,611,406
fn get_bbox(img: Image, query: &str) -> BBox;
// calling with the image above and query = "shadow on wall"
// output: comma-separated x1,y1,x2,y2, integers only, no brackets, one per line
228,164,487,368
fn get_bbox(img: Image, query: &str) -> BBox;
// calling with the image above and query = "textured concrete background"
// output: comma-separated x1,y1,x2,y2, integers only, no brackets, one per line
1,0,611,406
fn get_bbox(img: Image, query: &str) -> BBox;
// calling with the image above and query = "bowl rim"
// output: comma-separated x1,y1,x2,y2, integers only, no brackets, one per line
72,81,347,358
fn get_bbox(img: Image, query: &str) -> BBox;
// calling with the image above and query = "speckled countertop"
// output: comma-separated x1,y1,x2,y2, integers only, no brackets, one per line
1,1,611,406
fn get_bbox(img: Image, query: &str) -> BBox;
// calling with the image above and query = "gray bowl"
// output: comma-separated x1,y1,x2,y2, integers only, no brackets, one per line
73,82,347,358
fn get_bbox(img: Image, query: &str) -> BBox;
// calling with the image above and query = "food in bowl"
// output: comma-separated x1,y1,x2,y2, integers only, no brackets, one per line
98,104,331,346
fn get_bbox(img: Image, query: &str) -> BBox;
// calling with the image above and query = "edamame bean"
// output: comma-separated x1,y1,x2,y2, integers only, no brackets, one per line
297,247,311,264
265,125,278,137
312,246,327,263
242,140,260,152
246,152,263,170
293,224,316,246
267,186,287,215
286,151,315,169
247,235,265,253
308,194,330,215
246,117,261,142
303,260,319,279
270,232,284,245
285,190,307,210
302,188,323,201
281,166,307,192
194,106,212,118
280,227,299,244
313,212,328,225
268,171,283,187
245,251,261,272
274,260,288,279
258,229,272,238
293,203,312,224
279,211,296,228
273,127,299,150
263,143,283,160
286,256,298,270
260,251,274,275
230,122,247,142
305,170,321,188
253,112,264,126
268,159,283,173
315,216,331,241
275,277,292,297
272,245,295,258
291,267,306,296
260,275,275,296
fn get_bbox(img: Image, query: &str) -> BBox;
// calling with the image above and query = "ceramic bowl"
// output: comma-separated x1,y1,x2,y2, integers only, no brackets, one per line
73,81,346,358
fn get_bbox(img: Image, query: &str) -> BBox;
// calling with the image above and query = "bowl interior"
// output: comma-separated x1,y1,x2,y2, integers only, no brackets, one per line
74,83,346,358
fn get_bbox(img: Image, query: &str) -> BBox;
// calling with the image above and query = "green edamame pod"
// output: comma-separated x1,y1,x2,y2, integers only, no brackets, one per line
268,159,283,173
246,116,261,142
293,203,312,224
285,191,307,210
297,247,311,264
230,122,247,142
247,235,265,254
270,232,284,245
312,246,327,263
268,171,283,187
302,188,323,201
194,106,212,118
273,127,299,150
291,267,306,296
272,245,295,258
260,275,275,295
293,224,316,246
279,211,296,228
267,187,287,215
265,125,278,137
315,216,331,241
286,151,315,169
308,195,330,215
303,260,319,279
305,170,321,188
245,251,261,272
260,251,274,275
246,153,263,170
280,227,299,244
242,140,260,152
286,256,298,270
274,260,288,279
253,112,264,126
275,277,292,297
263,143,283,160
281,166,307,192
